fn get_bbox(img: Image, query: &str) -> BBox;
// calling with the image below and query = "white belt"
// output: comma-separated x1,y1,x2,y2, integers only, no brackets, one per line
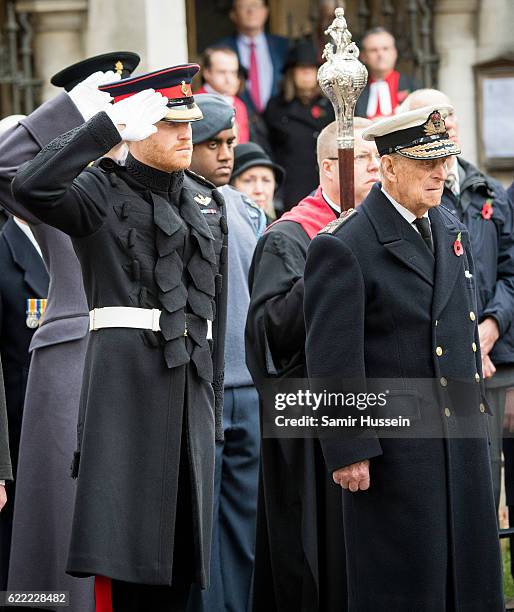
89,307,213,339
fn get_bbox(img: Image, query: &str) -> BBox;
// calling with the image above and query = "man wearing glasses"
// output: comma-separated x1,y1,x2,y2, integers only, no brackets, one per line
245,117,378,612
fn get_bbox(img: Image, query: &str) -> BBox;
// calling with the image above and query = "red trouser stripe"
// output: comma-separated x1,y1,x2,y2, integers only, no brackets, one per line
95,576,113,612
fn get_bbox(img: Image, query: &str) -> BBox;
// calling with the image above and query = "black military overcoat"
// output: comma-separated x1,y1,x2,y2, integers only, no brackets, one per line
12,111,228,588
304,183,504,611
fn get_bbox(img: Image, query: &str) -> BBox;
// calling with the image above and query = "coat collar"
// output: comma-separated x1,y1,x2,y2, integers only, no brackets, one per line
2,217,48,297
362,184,468,318
125,154,184,193
362,184,435,286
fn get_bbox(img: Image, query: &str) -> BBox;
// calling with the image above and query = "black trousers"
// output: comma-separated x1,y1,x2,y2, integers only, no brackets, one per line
110,409,195,612
111,580,190,612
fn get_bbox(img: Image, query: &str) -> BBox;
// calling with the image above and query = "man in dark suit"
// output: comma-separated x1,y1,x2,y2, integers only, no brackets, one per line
0,216,49,588
355,27,419,119
304,105,503,610
218,0,289,109
215,0,289,150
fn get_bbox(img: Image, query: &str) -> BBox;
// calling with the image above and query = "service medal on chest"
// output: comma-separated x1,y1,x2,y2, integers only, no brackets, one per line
26,298,47,329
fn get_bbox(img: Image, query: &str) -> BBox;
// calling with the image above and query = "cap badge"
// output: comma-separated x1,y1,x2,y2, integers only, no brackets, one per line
424,111,446,137
181,80,189,95
115,61,124,75
194,193,212,206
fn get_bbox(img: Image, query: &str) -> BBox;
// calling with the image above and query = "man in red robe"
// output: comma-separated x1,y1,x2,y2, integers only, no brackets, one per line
355,27,420,119
245,117,379,612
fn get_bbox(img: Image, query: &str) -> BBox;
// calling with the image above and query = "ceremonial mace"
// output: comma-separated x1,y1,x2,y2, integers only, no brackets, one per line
318,8,368,212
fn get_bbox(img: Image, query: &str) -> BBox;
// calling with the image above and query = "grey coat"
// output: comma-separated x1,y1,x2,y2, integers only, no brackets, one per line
0,92,94,610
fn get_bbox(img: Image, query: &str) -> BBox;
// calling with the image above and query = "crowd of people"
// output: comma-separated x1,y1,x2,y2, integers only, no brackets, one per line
0,1,513,611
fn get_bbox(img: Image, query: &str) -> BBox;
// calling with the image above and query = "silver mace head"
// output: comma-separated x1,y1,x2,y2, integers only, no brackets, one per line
318,7,368,149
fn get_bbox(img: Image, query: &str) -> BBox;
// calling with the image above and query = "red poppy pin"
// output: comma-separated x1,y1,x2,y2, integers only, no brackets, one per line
453,232,463,257
481,199,493,220
311,105,322,119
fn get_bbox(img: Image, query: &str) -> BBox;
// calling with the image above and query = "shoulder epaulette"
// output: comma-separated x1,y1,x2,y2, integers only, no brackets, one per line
185,168,216,189
319,208,358,234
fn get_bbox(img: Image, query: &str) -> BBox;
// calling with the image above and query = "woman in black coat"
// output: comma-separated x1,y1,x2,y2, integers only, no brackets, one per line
264,40,334,212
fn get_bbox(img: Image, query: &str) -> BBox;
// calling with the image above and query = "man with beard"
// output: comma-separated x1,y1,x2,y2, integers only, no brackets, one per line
187,93,265,612
12,65,227,612
0,53,139,611
304,106,503,610
245,116,378,612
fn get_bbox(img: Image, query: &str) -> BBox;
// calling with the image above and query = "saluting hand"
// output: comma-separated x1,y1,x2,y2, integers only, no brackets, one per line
105,89,168,142
0,485,6,512
68,70,121,121
333,460,370,492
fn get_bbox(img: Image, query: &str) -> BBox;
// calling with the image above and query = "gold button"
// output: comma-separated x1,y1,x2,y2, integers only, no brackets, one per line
444,408,451,417
436,346,443,357
479,403,486,413
440,377,448,387
469,311,476,321
475,373,480,383
472,342,477,352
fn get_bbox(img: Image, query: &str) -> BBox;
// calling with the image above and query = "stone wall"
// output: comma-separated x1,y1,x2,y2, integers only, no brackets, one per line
14,0,189,101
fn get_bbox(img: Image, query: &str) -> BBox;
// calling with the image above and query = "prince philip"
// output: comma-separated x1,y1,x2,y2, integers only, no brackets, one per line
304,105,504,610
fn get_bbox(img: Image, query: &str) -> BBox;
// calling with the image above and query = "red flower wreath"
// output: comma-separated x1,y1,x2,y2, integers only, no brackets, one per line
481,200,493,220
453,232,463,257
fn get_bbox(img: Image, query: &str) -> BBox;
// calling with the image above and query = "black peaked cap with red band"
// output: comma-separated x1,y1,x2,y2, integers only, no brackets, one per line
99,63,203,123
51,52,141,91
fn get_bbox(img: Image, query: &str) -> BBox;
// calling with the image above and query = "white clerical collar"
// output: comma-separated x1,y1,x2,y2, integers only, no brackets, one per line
321,189,340,214
13,217,43,258
381,187,429,225
367,81,392,117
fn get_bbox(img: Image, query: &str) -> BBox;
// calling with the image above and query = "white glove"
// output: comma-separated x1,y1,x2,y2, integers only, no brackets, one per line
68,70,121,121
105,89,169,142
